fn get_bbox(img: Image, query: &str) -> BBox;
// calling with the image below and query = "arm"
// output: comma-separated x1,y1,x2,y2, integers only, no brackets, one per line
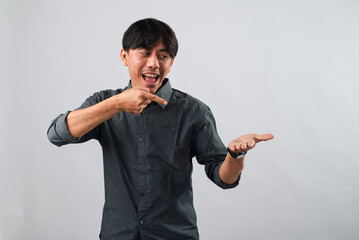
66,87,167,138
219,133,274,184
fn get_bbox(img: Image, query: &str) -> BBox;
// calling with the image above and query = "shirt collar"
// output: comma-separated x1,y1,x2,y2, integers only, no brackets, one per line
126,78,172,109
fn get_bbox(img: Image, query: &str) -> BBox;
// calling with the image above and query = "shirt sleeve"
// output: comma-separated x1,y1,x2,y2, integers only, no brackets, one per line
47,91,106,147
194,106,240,189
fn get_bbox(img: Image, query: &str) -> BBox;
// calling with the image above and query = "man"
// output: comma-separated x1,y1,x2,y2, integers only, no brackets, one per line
47,18,273,240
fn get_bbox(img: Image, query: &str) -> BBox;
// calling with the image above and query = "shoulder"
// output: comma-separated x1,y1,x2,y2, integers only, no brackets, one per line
171,88,211,114
90,89,122,100
78,88,124,109
89,89,124,102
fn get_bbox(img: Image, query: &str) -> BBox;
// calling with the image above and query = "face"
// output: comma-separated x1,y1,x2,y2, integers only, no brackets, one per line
120,41,175,93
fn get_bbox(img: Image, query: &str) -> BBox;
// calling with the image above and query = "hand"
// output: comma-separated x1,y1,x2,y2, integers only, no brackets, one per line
115,87,167,114
228,133,274,153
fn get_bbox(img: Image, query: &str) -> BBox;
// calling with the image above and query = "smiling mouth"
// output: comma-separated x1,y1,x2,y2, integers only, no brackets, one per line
142,73,159,83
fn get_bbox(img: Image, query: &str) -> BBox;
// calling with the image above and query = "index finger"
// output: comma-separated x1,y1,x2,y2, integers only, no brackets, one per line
143,92,168,105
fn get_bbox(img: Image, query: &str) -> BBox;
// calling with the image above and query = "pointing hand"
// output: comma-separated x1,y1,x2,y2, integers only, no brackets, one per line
116,87,167,114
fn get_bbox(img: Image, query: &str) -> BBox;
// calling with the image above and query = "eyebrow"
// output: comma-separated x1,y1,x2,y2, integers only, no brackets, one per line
158,49,170,53
140,48,170,54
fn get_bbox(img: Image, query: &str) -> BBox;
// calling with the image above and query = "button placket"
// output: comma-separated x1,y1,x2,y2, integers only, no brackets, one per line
137,108,147,226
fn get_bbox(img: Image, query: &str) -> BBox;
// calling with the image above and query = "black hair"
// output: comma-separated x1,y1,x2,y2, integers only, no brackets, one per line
122,18,178,58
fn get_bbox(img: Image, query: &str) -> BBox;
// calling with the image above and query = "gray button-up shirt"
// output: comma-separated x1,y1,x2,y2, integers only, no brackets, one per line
47,79,239,240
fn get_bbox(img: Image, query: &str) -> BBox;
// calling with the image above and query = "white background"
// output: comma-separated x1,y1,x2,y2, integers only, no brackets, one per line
1,0,359,239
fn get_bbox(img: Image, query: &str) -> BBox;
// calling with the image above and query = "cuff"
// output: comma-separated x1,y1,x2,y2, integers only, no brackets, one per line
213,161,241,189
47,111,80,146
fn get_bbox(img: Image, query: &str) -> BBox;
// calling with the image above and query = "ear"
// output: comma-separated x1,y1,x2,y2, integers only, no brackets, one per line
120,49,128,66
169,57,175,68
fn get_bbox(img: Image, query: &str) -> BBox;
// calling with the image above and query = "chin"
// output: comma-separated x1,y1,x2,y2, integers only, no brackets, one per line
143,79,163,93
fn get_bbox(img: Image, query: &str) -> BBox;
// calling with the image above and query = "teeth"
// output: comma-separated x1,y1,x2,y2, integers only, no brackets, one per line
143,74,158,77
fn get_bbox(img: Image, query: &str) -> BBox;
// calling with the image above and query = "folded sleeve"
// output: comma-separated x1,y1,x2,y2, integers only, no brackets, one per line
47,91,108,147
47,111,80,146
194,106,240,189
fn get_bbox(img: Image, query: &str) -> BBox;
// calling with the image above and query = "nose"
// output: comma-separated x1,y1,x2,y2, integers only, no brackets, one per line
147,54,159,69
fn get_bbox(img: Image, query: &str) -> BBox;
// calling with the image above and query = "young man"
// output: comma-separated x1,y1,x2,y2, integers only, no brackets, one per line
47,18,273,240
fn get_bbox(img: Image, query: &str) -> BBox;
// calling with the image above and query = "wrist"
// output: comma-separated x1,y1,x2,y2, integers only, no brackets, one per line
110,94,124,112
227,147,247,159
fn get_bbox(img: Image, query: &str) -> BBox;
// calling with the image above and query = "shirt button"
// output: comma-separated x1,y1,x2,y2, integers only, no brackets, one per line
139,192,144,197
139,137,144,142
139,165,144,171
139,220,144,225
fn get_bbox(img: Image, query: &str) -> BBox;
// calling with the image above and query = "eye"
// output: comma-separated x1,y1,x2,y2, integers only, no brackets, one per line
140,51,150,56
159,55,169,60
